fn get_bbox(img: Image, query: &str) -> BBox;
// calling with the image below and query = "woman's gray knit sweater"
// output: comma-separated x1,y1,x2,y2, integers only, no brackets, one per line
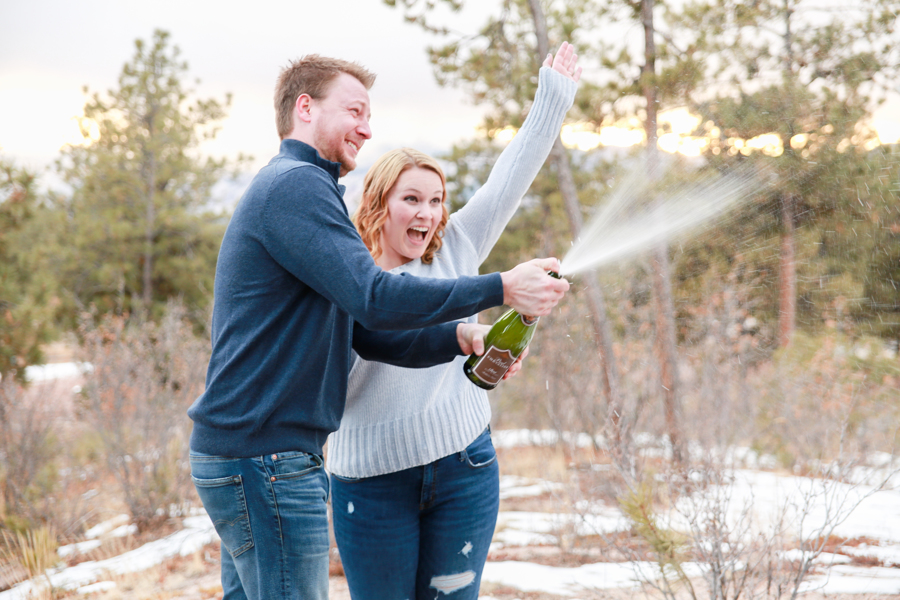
326,67,576,478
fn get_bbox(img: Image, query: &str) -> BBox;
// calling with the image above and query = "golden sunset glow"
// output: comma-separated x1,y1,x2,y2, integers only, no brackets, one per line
490,106,899,159
874,118,900,145
491,126,517,145
660,107,701,135
597,125,644,147
744,133,784,157
72,117,101,147
559,122,605,151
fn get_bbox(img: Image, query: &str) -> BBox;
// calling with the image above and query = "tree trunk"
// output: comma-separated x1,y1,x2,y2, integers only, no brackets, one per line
527,0,628,466
641,0,682,464
142,98,158,319
778,2,797,349
143,149,155,318
778,193,796,347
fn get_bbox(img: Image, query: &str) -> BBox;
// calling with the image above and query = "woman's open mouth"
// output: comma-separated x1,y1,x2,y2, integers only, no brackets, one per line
408,226,429,243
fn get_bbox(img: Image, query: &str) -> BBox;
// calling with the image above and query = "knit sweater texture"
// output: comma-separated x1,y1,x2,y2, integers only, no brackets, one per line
188,140,505,459
327,68,577,477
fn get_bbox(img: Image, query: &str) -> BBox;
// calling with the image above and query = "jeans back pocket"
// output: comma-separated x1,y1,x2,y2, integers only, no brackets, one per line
192,474,254,558
270,451,323,481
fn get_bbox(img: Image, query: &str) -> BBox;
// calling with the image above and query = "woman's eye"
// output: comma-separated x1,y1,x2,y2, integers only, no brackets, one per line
430,197,442,204
404,195,418,202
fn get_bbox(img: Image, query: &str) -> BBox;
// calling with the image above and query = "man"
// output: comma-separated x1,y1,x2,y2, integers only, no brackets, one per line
188,55,568,600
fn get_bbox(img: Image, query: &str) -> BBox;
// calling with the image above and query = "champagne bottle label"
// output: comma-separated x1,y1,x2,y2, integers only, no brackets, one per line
470,346,516,386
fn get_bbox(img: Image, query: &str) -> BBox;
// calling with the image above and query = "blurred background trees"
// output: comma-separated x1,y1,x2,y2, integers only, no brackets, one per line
1,30,232,539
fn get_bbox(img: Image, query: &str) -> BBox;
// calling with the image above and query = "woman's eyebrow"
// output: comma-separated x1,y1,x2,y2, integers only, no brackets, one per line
400,186,443,195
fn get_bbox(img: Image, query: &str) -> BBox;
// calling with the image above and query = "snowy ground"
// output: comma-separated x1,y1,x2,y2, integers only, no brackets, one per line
2,429,899,599
484,468,900,597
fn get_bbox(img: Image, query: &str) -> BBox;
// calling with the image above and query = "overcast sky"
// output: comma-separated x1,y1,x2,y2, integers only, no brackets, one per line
0,0,503,199
2,0,898,205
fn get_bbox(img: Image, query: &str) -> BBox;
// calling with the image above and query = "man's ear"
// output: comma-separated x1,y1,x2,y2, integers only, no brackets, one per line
295,94,314,124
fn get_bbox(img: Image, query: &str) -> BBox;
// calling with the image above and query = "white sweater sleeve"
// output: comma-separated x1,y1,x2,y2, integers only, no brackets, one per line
450,67,577,265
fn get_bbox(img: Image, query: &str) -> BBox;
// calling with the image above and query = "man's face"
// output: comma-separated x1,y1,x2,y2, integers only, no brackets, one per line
309,73,372,176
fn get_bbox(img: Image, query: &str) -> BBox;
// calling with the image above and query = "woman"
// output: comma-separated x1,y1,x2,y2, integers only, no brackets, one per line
328,43,581,599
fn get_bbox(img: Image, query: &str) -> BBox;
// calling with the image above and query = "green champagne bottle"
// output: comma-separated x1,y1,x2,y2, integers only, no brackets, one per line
463,271,560,390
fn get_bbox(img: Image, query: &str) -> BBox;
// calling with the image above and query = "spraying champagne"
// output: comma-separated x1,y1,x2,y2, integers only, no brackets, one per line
463,271,561,390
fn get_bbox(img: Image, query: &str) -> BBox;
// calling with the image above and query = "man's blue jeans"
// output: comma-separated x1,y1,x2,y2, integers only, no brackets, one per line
190,451,330,600
331,428,500,600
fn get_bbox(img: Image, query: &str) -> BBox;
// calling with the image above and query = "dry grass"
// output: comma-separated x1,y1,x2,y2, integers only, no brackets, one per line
1,527,57,579
496,443,612,482
497,445,571,482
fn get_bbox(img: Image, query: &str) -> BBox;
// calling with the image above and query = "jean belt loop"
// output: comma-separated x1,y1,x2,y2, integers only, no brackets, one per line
262,452,276,478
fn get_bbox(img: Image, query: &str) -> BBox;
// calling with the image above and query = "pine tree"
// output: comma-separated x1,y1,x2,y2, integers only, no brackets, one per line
55,29,244,325
670,0,900,345
0,160,56,382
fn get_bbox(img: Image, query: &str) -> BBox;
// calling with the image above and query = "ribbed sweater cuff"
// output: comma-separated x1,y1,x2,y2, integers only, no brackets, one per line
527,67,578,138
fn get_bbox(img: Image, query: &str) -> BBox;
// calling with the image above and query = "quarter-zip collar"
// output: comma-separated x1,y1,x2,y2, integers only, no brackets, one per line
279,138,343,187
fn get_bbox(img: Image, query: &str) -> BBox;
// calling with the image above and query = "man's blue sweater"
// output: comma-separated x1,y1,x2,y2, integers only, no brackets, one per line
188,140,504,458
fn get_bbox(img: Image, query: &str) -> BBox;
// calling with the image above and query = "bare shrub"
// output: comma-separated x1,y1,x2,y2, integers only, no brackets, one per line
677,269,770,452
751,332,900,467
75,301,209,531
603,447,898,600
0,377,60,531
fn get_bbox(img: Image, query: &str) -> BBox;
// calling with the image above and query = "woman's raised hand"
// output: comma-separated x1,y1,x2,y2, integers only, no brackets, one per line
542,41,582,83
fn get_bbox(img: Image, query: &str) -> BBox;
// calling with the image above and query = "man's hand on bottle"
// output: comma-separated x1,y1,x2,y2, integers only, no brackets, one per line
456,323,529,380
500,258,569,316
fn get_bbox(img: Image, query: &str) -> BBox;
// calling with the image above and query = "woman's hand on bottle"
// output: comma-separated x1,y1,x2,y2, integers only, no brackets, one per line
456,322,529,380
503,346,528,380
457,322,490,356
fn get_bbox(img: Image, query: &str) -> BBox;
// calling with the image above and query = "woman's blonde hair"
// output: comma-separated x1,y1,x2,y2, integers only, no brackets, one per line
354,148,449,265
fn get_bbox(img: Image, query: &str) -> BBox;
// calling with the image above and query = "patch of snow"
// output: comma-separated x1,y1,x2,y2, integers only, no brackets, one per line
77,581,116,594
0,514,217,600
84,514,130,539
24,362,92,382
799,564,900,595
848,461,900,490
669,470,900,544
499,475,565,499
780,550,852,565
843,543,900,567
482,560,705,596
492,510,631,549
492,429,600,449
109,524,138,538
57,540,101,558
490,529,558,549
